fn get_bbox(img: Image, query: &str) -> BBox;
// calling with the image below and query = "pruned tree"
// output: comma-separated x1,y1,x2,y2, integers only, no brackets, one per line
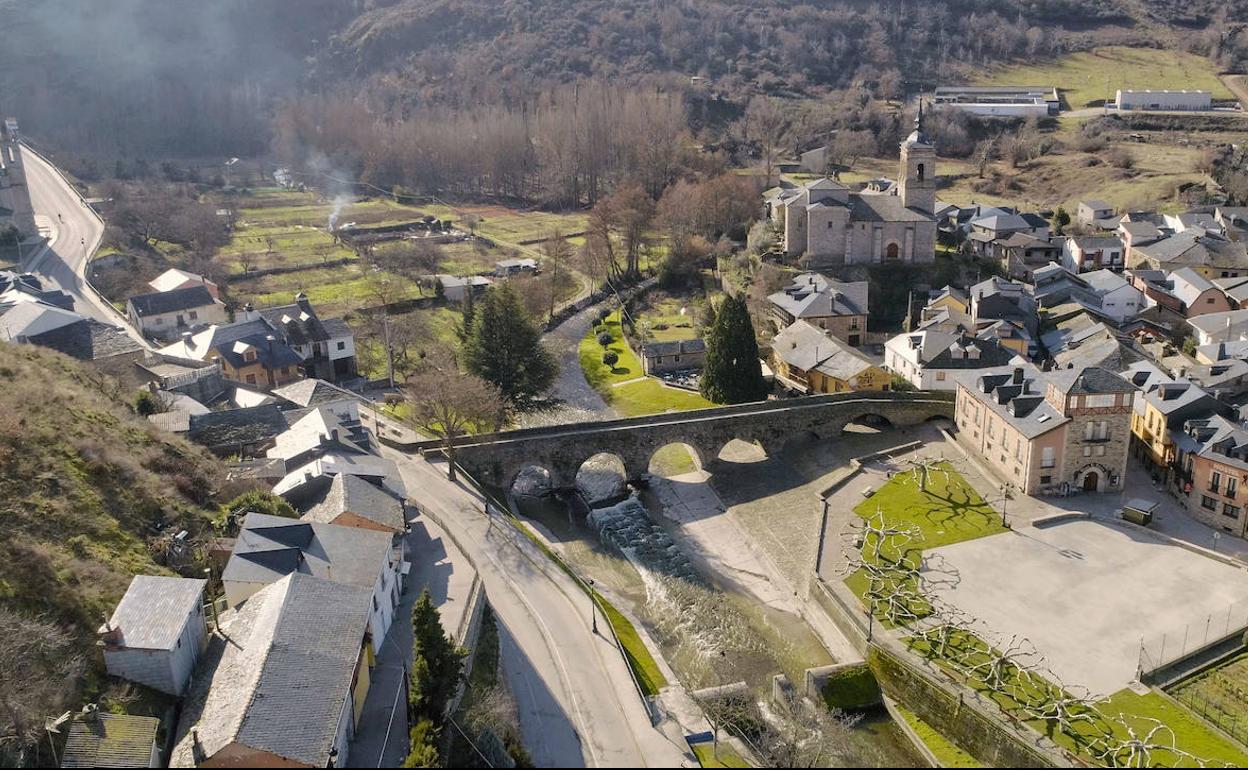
755,686,859,768
405,350,503,481
1091,714,1230,769
904,454,950,493
951,632,1045,695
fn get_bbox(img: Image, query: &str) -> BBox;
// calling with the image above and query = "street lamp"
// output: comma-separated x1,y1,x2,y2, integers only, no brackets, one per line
587,578,598,635
1000,484,1011,528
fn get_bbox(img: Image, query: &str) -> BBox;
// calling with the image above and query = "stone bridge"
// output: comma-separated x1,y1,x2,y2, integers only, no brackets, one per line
413,391,955,490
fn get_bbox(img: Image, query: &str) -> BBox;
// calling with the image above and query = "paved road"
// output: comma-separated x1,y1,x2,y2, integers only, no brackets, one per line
18,145,148,346
546,299,616,418
382,448,691,768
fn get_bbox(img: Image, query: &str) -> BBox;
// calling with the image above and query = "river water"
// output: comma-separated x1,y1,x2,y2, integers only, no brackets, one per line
513,490,922,767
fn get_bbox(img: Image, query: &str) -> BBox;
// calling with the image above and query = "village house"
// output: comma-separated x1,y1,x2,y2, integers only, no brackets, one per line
1123,361,1228,483
1187,309,1248,347
1169,267,1236,317
494,257,538,277
640,338,706,375
298,472,407,535
126,285,228,340
170,574,374,768
1061,235,1125,273
767,272,869,345
257,293,357,383
1118,220,1166,264
1174,416,1248,538
98,575,208,696
438,274,493,302
158,319,304,388
221,512,403,646
771,320,891,394
884,330,1017,390
764,111,938,266
953,364,1135,495
997,233,1062,280
148,267,220,299
1077,200,1117,228
1213,275,1248,310
1131,229,1248,279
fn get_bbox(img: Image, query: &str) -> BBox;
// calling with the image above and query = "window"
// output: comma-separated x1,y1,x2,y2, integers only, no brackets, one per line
1083,446,1092,457
1211,471,1223,494
917,163,925,182
1040,475,1052,485
850,318,860,330
936,371,946,381
337,341,346,351
1229,478,1238,500
1041,447,1056,468
189,310,198,320
1224,504,1241,519
1202,495,1218,511
245,373,257,385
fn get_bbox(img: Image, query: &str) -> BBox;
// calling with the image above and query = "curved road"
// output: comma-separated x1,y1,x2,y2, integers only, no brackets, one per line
19,145,148,346
383,449,690,767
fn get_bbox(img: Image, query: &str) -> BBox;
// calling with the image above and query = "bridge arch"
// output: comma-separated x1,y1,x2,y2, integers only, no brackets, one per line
510,463,556,497
575,452,635,501
647,441,706,478
839,412,896,435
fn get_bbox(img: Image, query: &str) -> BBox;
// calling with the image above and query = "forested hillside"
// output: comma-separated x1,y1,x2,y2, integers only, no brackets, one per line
0,344,228,766
2,0,1246,162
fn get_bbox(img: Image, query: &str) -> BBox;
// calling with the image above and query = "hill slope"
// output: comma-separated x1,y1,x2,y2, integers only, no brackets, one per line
0,343,227,765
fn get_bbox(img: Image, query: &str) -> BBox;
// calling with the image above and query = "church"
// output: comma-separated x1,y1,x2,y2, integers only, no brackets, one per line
765,110,939,266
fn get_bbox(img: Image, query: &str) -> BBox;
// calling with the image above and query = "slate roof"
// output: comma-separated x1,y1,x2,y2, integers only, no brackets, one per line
128,285,217,317
1081,199,1113,211
773,321,876,382
301,473,406,532
951,364,1068,439
768,273,869,319
149,268,213,294
0,301,81,339
266,406,372,465
27,318,143,361
847,193,933,223
1119,221,1164,242
102,575,206,650
641,338,706,358
1135,231,1248,270
272,378,361,409
223,512,393,591
170,574,372,768
1048,365,1134,396
159,319,304,372
1188,308,1248,337
259,296,333,346
1169,267,1218,307
1214,275,1248,305
1070,236,1123,251
970,213,1031,232
61,711,159,768
187,404,305,451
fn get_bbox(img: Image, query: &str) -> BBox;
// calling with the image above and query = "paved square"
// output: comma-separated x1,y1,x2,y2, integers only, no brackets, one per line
925,519,1248,695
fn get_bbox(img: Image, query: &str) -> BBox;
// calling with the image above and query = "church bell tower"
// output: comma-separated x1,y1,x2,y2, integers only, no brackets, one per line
898,101,936,215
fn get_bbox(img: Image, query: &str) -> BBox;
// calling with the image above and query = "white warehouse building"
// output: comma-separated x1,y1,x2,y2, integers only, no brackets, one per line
1115,90,1211,111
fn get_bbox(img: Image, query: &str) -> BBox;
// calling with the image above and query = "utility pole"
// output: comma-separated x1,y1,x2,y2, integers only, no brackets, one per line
587,577,598,635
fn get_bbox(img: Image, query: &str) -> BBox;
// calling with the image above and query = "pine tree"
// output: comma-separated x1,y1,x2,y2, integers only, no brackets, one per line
409,589,467,723
463,282,558,407
700,294,769,404
402,720,440,768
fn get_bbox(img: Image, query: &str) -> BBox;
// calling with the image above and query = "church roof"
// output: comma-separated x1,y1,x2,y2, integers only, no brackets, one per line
849,193,933,223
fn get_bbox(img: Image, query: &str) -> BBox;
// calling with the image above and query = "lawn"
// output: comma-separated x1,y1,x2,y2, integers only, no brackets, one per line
894,705,980,768
844,463,1007,623
974,46,1235,109
578,310,717,416
908,629,1248,768
692,742,751,768
635,296,701,343
650,443,698,476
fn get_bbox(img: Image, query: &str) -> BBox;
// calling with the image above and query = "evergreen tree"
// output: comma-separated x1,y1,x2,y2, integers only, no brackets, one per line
700,294,769,404
463,283,558,406
409,589,467,723
1052,206,1071,235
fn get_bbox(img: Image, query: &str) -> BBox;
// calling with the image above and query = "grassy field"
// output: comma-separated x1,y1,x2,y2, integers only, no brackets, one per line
692,742,751,768
635,295,701,343
974,46,1234,110
844,463,1007,623
579,311,717,416
908,628,1248,768
894,705,980,768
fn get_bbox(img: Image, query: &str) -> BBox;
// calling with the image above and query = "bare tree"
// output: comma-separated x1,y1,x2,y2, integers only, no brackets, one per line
755,687,858,768
746,96,789,187
405,351,503,481
540,230,573,320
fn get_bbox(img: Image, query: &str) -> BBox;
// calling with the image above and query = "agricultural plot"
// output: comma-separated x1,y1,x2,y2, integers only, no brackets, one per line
974,46,1234,110
1170,651,1248,748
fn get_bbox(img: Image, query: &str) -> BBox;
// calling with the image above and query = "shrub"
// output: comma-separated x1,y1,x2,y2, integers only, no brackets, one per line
603,350,619,367
132,390,161,416
597,331,613,347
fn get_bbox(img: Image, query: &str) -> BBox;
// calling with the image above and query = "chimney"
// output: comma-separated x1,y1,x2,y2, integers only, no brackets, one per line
295,291,311,312
266,334,276,361
1012,367,1024,385
241,302,256,322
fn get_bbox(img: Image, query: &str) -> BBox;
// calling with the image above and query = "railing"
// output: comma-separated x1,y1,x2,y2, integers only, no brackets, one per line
1138,597,1248,679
